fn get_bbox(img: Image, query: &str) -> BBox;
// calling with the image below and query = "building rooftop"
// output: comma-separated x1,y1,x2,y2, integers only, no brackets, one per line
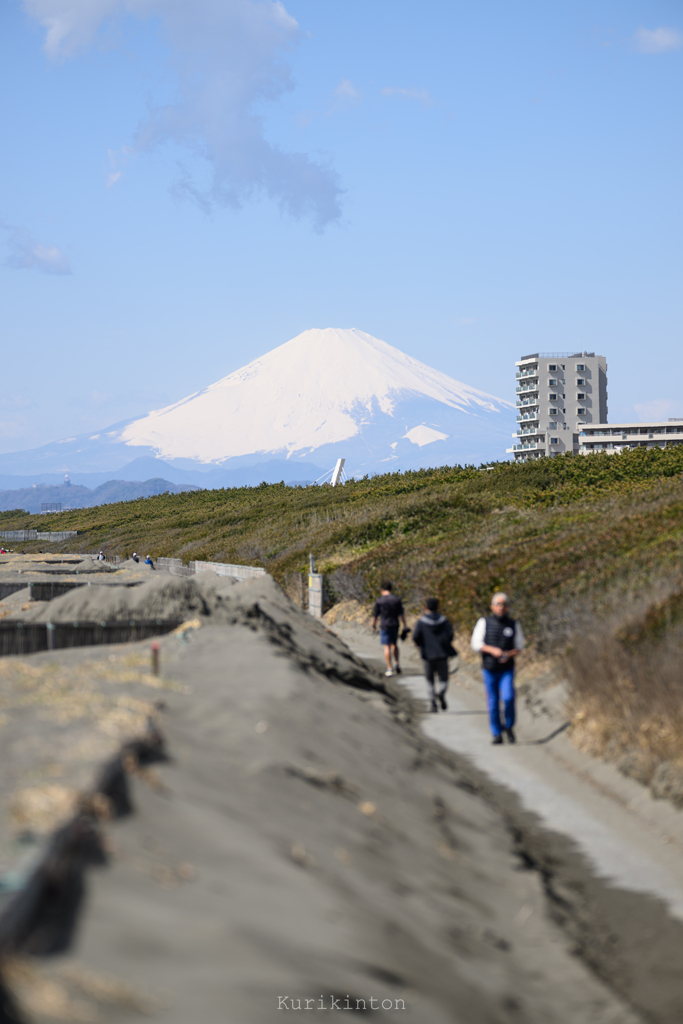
516,351,600,364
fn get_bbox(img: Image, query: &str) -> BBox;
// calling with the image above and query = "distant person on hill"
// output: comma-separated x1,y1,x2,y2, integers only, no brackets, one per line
471,592,525,745
371,582,407,677
413,598,457,712
144,555,155,569
97,550,105,561
132,552,140,563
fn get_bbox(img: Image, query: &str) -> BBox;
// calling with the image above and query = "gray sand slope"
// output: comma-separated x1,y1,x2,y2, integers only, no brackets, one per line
0,576,682,1022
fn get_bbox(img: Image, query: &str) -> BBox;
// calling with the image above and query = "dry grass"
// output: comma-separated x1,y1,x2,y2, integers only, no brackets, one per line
564,613,683,800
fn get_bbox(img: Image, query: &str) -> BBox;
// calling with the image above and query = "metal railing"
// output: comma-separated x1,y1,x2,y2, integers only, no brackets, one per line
521,352,596,360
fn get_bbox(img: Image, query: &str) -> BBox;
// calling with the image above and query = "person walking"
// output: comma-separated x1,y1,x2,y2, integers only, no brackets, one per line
412,598,457,712
132,552,140,563
144,554,155,569
371,582,408,677
471,592,525,745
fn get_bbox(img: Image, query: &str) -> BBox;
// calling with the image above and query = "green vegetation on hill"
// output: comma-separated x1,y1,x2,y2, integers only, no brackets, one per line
2,446,681,627
5,446,683,781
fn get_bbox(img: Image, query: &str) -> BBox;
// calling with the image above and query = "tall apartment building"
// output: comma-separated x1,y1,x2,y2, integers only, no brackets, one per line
507,351,608,462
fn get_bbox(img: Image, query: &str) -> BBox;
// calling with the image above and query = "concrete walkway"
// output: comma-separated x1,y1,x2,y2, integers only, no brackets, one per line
339,626,683,923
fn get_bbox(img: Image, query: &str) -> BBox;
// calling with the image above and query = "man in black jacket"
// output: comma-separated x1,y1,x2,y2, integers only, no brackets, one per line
413,598,457,712
471,592,525,744
371,582,408,677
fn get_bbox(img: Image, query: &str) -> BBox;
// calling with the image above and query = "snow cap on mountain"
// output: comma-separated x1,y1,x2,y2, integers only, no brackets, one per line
121,327,511,464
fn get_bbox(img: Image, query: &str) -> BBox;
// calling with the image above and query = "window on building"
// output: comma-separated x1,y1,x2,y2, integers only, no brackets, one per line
561,364,565,370
549,393,557,400
549,408,557,415
576,363,585,371
548,364,556,371
577,392,585,400
548,422,557,429
577,408,586,415
550,437,559,445
549,378,557,385
577,378,585,385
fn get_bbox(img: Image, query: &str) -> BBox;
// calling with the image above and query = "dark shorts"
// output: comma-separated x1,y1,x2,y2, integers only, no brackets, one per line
423,658,449,683
380,627,399,646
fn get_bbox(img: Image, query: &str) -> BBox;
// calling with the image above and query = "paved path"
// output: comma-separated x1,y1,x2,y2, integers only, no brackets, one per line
341,627,683,923
403,670,683,919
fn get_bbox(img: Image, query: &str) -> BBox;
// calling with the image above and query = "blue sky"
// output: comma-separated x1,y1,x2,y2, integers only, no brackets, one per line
1,0,682,454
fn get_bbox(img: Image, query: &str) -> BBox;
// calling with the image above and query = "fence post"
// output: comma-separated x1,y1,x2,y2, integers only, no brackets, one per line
308,573,323,618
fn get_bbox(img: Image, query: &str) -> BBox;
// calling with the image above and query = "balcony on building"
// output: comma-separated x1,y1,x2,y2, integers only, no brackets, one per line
506,441,543,452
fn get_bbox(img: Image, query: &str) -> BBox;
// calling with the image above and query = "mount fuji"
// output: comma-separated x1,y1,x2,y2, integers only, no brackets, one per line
0,329,514,486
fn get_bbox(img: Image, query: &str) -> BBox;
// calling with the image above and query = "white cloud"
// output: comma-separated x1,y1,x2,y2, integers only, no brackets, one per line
634,26,683,54
1,223,71,274
381,86,433,106
334,78,360,101
0,391,35,411
633,399,681,422
23,0,343,230
105,147,123,188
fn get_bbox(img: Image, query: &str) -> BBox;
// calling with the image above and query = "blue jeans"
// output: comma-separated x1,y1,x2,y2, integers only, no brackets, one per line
482,668,515,737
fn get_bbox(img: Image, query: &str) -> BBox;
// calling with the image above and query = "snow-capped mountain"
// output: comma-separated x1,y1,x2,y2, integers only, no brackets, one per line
0,329,514,482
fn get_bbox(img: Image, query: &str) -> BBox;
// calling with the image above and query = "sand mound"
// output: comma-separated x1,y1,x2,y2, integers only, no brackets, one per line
29,573,240,624
1,577,682,1021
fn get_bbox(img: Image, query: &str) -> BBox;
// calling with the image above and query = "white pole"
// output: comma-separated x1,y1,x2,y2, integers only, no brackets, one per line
331,458,345,487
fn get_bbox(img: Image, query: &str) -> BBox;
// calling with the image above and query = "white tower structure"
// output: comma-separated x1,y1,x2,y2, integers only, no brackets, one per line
330,458,346,487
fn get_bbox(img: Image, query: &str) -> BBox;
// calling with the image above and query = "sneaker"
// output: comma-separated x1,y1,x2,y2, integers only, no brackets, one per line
491,735,503,745
438,694,448,711
395,665,402,675
505,728,516,744
385,669,395,677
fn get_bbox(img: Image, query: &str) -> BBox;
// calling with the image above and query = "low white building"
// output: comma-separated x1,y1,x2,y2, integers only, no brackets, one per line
579,419,683,453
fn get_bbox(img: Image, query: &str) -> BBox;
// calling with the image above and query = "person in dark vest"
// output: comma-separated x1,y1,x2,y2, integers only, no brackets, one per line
371,582,408,677
412,598,457,712
471,592,525,744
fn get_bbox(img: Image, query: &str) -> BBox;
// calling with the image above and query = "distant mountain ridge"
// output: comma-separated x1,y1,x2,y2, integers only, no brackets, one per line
0,478,198,515
0,457,324,492
0,328,514,481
